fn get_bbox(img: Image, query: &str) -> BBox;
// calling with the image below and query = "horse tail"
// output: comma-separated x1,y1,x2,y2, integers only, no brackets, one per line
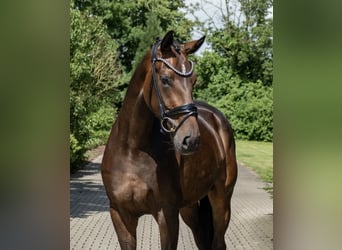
199,195,214,247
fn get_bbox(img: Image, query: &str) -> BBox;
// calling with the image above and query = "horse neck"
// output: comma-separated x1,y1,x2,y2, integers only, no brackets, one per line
116,62,154,149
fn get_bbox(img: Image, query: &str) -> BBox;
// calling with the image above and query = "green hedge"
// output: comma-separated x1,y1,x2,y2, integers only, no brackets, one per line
70,103,117,171
85,105,116,149
70,5,124,171
195,65,273,142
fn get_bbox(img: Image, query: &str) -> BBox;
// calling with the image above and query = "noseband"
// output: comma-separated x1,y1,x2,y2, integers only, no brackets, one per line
151,39,198,134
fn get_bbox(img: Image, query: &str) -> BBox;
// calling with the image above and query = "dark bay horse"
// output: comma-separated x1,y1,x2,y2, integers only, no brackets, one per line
101,31,237,250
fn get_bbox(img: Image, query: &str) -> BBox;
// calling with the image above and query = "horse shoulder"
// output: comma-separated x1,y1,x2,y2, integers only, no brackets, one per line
196,100,237,188
102,136,159,212
196,100,234,151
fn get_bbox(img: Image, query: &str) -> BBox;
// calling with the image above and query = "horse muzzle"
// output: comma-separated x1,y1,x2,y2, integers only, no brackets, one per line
179,134,200,155
172,116,200,155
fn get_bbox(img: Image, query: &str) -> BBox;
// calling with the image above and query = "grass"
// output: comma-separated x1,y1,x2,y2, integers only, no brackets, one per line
235,140,273,193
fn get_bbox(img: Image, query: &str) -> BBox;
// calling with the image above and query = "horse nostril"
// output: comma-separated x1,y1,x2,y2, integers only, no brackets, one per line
182,136,191,147
180,135,200,154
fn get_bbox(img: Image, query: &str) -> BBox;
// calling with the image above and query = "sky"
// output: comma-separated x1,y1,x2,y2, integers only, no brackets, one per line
185,0,273,27
184,0,229,53
184,0,232,29
183,0,273,54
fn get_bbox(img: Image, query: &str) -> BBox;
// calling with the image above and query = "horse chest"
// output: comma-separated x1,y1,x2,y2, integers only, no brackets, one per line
180,155,222,203
113,172,151,203
183,168,214,189
105,151,180,212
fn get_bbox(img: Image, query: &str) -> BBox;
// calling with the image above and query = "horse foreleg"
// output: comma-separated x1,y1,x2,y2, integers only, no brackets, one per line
208,183,234,250
180,202,212,250
155,206,179,250
110,207,138,250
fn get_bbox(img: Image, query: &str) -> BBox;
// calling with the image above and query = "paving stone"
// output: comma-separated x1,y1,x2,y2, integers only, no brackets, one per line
70,155,273,249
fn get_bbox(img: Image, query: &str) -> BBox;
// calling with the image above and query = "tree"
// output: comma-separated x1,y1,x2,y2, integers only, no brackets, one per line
70,2,124,169
73,0,197,71
195,0,273,86
194,0,273,141
132,11,163,70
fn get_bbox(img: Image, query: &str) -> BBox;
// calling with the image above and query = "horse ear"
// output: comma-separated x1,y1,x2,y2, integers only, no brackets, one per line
161,30,174,51
184,36,206,54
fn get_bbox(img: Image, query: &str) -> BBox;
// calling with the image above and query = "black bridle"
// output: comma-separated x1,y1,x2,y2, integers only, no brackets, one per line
151,39,198,134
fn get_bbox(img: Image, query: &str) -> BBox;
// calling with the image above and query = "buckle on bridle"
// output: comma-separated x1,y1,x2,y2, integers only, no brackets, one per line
161,117,176,134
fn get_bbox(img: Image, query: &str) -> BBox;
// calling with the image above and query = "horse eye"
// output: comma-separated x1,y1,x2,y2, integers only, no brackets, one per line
160,76,172,86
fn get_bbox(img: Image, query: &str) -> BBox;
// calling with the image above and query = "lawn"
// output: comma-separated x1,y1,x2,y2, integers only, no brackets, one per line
235,140,273,193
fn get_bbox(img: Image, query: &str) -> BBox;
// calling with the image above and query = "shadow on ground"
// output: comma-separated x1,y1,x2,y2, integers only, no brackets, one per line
70,163,109,218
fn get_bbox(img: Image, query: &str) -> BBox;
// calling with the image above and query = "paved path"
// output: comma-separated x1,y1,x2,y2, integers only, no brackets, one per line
70,155,273,249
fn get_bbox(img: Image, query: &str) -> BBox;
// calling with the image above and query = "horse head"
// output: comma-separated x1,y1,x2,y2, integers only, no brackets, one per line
143,31,205,155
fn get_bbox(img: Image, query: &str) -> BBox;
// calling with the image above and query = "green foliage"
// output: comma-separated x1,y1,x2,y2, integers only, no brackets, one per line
85,104,116,149
216,80,273,141
194,0,273,141
199,0,273,86
132,11,163,70
70,133,83,169
73,0,197,71
70,3,124,170
195,52,273,141
209,21,272,86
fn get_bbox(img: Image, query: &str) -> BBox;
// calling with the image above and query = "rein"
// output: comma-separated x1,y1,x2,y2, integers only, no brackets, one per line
151,39,198,134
